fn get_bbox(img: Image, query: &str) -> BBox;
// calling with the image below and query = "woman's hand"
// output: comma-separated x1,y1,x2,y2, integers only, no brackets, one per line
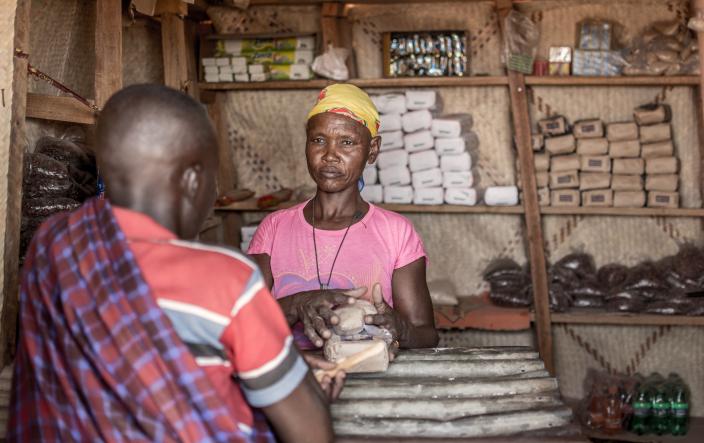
364,283,404,359
293,287,367,347
303,353,346,401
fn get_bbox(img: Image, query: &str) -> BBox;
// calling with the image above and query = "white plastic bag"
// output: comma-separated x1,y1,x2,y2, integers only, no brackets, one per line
312,46,350,81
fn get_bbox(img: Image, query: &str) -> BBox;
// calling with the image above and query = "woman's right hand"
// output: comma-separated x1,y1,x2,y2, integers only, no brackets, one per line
292,287,366,347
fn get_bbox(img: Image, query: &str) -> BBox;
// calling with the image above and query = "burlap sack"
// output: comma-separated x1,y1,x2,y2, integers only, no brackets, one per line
645,174,679,192
573,119,604,139
580,172,611,191
609,140,641,158
640,123,672,144
583,189,613,207
647,191,679,208
580,155,611,173
577,138,609,155
645,157,678,174
551,189,581,206
614,191,646,208
607,122,639,142
545,134,576,155
641,140,674,158
612,158,645,175
633,103,671,126
551,154,580,172
611,174,644,191
550,170,579,189
538,116,568,136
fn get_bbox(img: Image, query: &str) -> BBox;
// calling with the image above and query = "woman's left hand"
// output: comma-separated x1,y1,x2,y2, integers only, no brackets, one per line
364,283,404,359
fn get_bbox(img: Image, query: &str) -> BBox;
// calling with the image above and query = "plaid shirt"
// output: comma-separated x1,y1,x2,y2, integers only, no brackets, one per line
8,199,255,442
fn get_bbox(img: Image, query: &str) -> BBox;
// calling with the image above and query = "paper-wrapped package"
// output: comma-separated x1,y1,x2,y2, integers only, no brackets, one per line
545,134,576,155
583,189,613,207
580,155,611,173
402,110,433,133
362,166,377,184
405,90,437,111
379,165,411,186
538,116,568,136
640,123,671,144
372,93,407,114
534,152,551,172
413,187,444,205
645,174,678,192
444,188,477,206
379,113,403,133
409,150,440,172
612,158,645,175
641,140,674,158
532,134,544,151
550,170,579,189
377,149,408,170
647,191,679,208
551,154,580,172
380,130,404,151
404,130,434,153
361,184,383,203
435,137,465,155
431,114,473,138
609,140,641,158
577,138,609,155
573,119,604,139
614,191,646,208
551,189,581,206
412,168,443,189
607,122,639,142
538,187,550,206
645,157,678,174
440,152,471,172
611,174,644,191
443,171,474,188
580,173,611,190
633,104,671,126
383,186,413,204
484,186,519,206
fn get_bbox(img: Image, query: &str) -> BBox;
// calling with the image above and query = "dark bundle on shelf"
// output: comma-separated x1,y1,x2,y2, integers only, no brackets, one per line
384,31,468,78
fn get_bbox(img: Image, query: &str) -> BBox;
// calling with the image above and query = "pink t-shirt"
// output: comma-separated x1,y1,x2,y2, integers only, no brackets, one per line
248,201,427,347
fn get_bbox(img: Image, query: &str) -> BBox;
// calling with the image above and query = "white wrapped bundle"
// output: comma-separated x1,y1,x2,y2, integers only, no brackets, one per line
362,166,377,184
405,90,437,110
412,168,443,189
444,188,477,206
377,149,408,170
379,165,411,186
413,187,444,205
383,186,413,204
409,150,439,173
379,113,402,133
404,130,434,153
431,114,473,138
380,130,404,151
443,171,474,188
435,137,465,156
440,152,471,172
371,94,407,114
484,186,519,206
402,110,433,133
361,184,383,203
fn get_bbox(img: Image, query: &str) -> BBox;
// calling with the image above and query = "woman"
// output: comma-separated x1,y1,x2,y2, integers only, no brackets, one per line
249,84,438,357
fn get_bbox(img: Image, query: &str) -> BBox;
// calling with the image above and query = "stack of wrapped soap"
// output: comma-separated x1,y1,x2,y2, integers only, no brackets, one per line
202,35,315,82
240,225,258,252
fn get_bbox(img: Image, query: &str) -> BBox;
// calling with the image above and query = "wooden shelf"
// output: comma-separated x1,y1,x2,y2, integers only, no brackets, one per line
530,310,704,326
25,93,96,124
435,293,531,331
580,417,704,443
199,76,509,91
525,75,700,86
541,207,704,217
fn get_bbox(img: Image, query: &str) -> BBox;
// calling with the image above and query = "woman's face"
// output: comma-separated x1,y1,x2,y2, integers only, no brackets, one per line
306,113,380,193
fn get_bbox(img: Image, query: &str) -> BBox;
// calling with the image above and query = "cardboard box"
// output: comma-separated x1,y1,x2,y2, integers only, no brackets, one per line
614,191,646,208
583,189,613,207
640,123,672,144
551,154,580,172
580,155,611,172
573,119,604,139
580,172,611,190
645,174,678,192
545,134,576,155
577,138,609,155
607,122,639,142
647,191,679,208
550,170,579,189
611,174,644,191
641,140,674,158
551,189,581,206
609,140,641,158
612,158,645,175
645,157,678,174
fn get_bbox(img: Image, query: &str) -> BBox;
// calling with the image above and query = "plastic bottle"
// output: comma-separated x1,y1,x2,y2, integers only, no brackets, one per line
588,385,607,429
604,385,623,433
630,378,651,435
669,373,689,436
651,377,670,436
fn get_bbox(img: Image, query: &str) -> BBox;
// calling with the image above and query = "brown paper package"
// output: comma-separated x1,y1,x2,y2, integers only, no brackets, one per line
583,189,613,207
538,187,550,206
551,154,580,172
607,122,639,142
545,134,576,155
551,189,581,206
639,123,671,144
549,170,579,189
536,171,549,188
532,133,544,151
612,158,645,175
641,140,674,158
609,140,641,158
534,152,550,171
611,174,644,191
614,191,646,208
580,173,611,190
645,174,678,192
573,119,604,139
647,191,679,208
633,104,671,126
645,156,678,174
580,155,611,172
538,116,568,136
577,138,609,155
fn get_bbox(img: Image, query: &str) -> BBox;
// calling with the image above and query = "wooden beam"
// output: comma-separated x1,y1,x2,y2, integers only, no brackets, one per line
692,0,704,222
1,0,30,370
321,2,344,49
161,13,190,92
183,19,201,99
95,0,123,108
25,94,96,124
156,0,187,15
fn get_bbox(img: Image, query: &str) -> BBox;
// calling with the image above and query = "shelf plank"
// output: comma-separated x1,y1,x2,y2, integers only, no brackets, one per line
435,294,531,331
25,93,96,124
531,310,704,326
526,75,700,86
541,207,704,217
199,76,509,91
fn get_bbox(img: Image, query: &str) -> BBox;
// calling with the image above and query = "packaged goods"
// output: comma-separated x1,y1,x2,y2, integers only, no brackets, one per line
609,140,641,158
573,119,604,139
634,103,671,125
484,258,531,307
362,166,377,184
641,140,674,158
572,50,624,76
551,189,580,206
431,114,473,138
250,73,270,82
583,189,613,206
377,149,408,169
442,171,474,188
387,31,468,77
412,168,443,189
379,113,402,133
380,130,404,151
219,72,234,82
444,188,477,205
204,73,219,83
271,50,315,65
434,137,465,155
405,90,437,110
550,170,579,189
428,280,460,306
409,150,440,172
383,186,413,204
274,36,316,51
607,122,639,142
580,173,611,190
612,158,645,175
204,65,218,75
548,46,572,75
545,134,575,154
248,64,267,75
484,186,519,206
361,184,383,203
611,174,644,191
536,171,549,188
532,133,544,151
404,130,434,153
202,57,217,66
378,165,411,186
534,152,550,171
577,138,609,155
402,110,433,133
580,155,611,173
640,123,672,144
234,73,249,82
645,157,678,174
645,174,678,192
440,152,471,172
269,64,312,80
413,187,444,205
614,191,646,207
648,191,679,208
538,187,550,206
551,154,580,172
577,19,614,50
538,116,568,136
372,94,407,114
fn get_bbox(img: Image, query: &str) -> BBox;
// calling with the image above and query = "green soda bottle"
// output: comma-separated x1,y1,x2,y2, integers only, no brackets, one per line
630,379,651,435
651,378,670,435
669,374,689,436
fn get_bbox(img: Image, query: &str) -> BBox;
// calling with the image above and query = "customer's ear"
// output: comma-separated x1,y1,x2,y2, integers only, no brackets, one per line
368,136,381,164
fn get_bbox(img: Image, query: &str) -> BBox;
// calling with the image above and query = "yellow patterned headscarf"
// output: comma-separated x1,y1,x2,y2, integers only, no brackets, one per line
307,84,380,137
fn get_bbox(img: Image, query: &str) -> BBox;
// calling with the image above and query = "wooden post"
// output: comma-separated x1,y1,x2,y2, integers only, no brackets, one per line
495,0,554,374
95,0,123,107
183,19,201,100
321,3,344,49
691,0,704,211
0,0,30,370
161,12,190,93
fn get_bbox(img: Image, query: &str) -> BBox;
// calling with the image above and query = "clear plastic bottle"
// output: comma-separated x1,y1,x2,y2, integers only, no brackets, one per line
604,385,623,433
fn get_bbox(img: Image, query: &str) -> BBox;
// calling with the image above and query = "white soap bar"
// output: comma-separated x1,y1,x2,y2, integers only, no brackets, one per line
232,65,249,75
384,186,413,204
445,188,477,206
202,57,217,66
219,72,234,82
431,119,462,138
380,131,404,151
372,94,407,114
219,66,234,75
204,74,219,83
231,56,248,68
404,130,434,153
215,57,231,66
405,90,437,110
248,64,267,75
240,241,250,252
224,40,243,55
412,168,443,189
294,36,316,50
250,73,270,82
377,149,408,170
402,110,433,133
435,137,465,155
361,184,383,203
362,166,377,184
443,171,474,188
204,65,219,74
241,225,259,243
484,186,519,206
413,187,444,205
289,64,312,80
235,73,250,82
379,165,411,186
409,149,439,172
440,152,471,172
379,113,403,133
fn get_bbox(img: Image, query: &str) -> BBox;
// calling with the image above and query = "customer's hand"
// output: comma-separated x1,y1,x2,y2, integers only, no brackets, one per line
293,287,366,347
364,283,404,359
303,353,346,401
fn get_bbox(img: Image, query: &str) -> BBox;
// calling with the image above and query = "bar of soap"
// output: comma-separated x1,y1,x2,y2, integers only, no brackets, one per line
323,337,389,373
333,301,377,336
